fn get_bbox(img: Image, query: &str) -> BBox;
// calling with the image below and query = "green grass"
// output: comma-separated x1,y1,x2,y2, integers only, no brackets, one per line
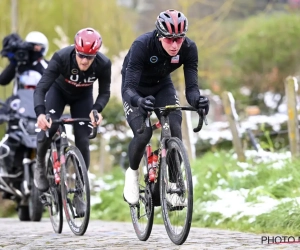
90,150,300,235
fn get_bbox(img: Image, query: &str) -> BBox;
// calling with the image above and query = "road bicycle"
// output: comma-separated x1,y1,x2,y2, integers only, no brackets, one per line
39,111,98,236
129,105,207,245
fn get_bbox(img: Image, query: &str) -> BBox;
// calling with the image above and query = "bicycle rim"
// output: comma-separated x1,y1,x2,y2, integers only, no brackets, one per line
130,152,154,241
46,153,63,234
160,137,193,245
61,145,90,236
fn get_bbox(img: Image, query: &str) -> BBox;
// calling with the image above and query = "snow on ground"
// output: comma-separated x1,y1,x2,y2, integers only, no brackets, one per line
199,148,294,224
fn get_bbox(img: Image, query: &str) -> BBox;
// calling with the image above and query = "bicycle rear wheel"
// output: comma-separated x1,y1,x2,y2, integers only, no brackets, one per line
46,152,63,234
61,145,90,236
160,137,193,245
130,151,154,241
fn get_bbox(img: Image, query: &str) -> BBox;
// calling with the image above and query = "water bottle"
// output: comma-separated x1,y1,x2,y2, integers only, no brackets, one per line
54,160,61,184
147,153,154,182
149,151,158,182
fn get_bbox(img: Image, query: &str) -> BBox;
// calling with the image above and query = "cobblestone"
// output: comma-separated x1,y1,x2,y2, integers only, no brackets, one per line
0,218,296,249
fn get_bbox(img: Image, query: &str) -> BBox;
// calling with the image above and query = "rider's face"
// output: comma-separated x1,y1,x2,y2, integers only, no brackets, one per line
75,52,96,71
159,37,185,57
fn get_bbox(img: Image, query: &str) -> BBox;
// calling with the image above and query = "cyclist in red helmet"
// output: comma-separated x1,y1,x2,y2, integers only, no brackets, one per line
121,10,210,205
33,27,111,214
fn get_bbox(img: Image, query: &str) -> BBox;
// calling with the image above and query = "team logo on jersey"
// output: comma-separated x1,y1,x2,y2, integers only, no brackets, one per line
150,56,158,63
123,102,133,118
171,55,180,63
71,68,78,74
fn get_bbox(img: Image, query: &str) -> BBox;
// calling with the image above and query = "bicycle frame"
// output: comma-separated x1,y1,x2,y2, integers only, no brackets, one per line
46,115,98,185
143,105,206,182
48,123,69,185
144,114,172,182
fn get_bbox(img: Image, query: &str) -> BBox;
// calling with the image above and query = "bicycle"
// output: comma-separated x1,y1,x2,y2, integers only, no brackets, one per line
129,105,207,245
39,111,98,236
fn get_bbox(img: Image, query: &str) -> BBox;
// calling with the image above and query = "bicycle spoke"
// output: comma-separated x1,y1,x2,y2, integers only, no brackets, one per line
130,152,154,241
61,146,90,236
160,137,193,245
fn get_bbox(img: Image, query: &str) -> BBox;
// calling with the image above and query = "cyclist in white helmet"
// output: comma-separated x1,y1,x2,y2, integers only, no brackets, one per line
0,31,49,179
0,31,49,92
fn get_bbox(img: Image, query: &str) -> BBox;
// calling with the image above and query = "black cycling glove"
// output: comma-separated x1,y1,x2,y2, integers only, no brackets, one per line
137,95,156,115
196,96,210,115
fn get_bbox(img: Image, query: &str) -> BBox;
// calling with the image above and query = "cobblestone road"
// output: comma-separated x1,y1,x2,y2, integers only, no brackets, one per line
0,218,296,249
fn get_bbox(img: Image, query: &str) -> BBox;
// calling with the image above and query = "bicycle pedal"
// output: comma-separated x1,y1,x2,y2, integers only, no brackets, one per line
39,194,51,207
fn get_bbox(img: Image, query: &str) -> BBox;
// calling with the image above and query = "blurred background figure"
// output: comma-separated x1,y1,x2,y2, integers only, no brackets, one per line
0,30,49,177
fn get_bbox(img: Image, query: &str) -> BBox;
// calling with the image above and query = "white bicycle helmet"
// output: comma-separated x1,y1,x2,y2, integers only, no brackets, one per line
25,31,49,56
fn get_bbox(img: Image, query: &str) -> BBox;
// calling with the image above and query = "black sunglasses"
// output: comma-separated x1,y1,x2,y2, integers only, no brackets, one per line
76,51,96,60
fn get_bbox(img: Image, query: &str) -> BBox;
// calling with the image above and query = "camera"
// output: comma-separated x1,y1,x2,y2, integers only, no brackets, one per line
1,34,34,64
9,41,33,64
14,49,29,64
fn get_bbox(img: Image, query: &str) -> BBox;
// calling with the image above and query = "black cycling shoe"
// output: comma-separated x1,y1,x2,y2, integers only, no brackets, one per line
34,158,49,192
72,194,86,217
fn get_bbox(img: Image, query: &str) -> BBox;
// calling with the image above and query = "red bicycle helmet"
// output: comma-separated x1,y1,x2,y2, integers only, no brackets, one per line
74,28,102,55
155,9,188,38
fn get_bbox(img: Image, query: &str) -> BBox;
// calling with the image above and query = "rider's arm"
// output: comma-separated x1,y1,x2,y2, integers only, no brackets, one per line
93,60,112,112
0,63,15,85
183,41,201,107
122,41,146,107
34,52,62,117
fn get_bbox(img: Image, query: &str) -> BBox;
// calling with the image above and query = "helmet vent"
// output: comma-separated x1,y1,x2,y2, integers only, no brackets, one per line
90,41,96,50
170,24,175,33
79,37,83,47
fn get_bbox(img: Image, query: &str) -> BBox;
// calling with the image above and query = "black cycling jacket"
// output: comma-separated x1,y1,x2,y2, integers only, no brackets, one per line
121,30,201,107
34,46,111,117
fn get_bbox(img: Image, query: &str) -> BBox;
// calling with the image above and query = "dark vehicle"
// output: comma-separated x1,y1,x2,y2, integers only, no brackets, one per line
0,89,43,221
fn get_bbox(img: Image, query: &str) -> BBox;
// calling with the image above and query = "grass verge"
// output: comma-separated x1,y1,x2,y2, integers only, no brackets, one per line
91,149,300,235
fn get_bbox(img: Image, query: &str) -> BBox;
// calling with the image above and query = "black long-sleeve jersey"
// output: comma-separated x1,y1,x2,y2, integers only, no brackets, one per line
0,59,48,94
121,30,201,107
34,46,111,117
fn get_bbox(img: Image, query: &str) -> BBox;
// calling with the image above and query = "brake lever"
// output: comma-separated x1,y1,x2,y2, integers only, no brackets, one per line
137,112,151,134
45,114,51,138
202,109,208,125
92,110,99,124
88,110,99,139
193,109,208,133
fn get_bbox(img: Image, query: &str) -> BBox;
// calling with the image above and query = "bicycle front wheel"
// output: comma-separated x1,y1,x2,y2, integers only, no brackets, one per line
160,137,193,245
61,145,90,236
130,151,154,241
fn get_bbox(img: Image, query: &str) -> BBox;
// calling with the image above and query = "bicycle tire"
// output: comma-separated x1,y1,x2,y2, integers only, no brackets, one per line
61,145,90,236
46,152,63,234
28,163,44,222
130,151,154,241
160,137,193,245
